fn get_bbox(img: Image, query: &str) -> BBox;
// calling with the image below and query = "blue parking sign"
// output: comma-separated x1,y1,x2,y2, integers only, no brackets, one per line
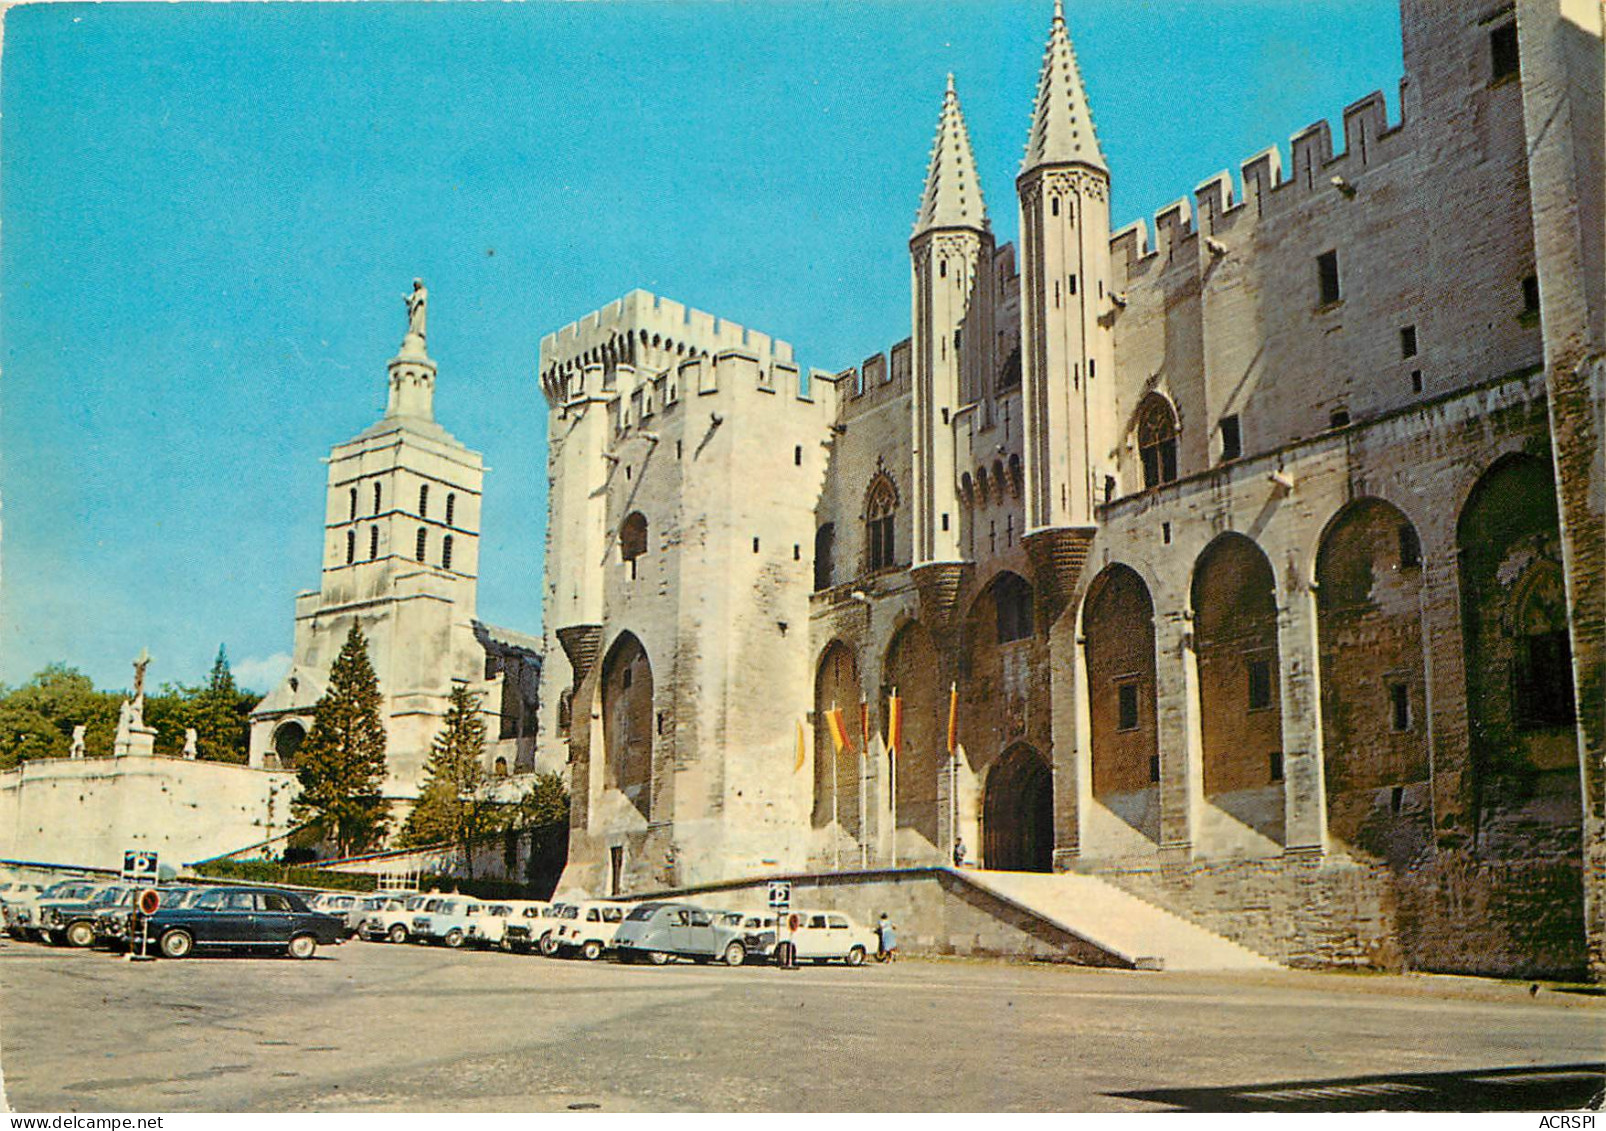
122,850,158,881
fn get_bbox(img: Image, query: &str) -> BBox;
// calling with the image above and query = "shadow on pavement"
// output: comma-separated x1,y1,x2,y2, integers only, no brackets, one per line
1111,1062,1605,1112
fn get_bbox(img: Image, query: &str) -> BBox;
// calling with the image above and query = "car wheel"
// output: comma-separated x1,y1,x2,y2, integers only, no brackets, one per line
581,939,604,961
646,950,670,966
499,938,514,953
538,932,559,957
388,924,408,944
723,941,746,967
444,929,465,949
65,920,96,948
846,945,866,967
287,934,317,960
159,930,194,959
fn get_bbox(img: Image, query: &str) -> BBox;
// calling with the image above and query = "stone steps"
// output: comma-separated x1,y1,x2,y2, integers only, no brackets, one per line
956,868,1278,971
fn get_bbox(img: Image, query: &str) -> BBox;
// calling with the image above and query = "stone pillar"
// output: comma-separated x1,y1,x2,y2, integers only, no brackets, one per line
1156,610,1201,861
1278,585,1327,853
1051,607,1084,870
1419,545,1474,853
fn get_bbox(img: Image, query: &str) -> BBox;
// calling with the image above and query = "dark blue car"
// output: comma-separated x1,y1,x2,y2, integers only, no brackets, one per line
138,886,346,959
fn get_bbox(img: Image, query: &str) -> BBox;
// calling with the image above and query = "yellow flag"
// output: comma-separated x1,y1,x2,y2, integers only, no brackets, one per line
794,719,806,773
826,706,854,757
946,682,959,755
886,691,903,760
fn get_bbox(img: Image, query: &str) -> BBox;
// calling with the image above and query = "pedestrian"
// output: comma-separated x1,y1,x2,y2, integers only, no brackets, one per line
952,837,967,868
877,912,898,962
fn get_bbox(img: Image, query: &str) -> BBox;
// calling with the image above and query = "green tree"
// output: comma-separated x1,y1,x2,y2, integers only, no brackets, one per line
190,645,255,763
292,624,389,857
400,685,495,878
0,665,120,767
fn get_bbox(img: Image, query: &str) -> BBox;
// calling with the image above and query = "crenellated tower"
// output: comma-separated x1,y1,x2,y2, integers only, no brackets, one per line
1017,0,1114,611
909,74,993,628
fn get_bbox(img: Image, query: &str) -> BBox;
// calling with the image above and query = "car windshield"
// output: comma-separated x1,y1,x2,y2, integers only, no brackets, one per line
90,887,127,905
558,906,578,920
625,904,661,922
159,889,194,908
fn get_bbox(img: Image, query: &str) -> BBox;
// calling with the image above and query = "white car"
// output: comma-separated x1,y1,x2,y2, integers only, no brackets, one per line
411,897,485,948
0,882,48,938
500,901,555,953
550,900,628,959
351,893,411,937
364,894,437,943
777,910,874,966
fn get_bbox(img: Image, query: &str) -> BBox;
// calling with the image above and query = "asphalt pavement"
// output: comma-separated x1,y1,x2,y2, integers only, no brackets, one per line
0,935,1601,1112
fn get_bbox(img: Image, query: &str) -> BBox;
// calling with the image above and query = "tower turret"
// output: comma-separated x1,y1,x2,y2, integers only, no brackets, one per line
1017,0,1114,608
909,75,993,626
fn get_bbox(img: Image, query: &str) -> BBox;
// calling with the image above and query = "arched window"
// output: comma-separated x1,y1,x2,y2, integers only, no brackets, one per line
372,482,382,514
369,526,379,560
814,523,836,591
415,527,427,562
866,476,897,572
557,689,574,737
1138,395,1179,489
348,487,357,521
445,493,456,527
419,483,429,518
442,534,454,571
620,512,648,579
994,572,1035,643
346,530,355,565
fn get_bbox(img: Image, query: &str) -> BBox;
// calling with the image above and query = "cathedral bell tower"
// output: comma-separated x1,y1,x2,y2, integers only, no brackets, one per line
1017,0,1114,611
909,74,993,628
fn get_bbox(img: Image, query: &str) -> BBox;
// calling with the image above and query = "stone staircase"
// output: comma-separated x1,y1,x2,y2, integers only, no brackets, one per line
956,868,1277,971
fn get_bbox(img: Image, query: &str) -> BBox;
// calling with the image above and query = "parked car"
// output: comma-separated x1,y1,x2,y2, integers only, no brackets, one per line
551,901,628,960
39,884,135,947
95,885,202,950
500,901,554,953
0,882,48,938
30,881,120,945
722,911,779,960
468,902,551,949
362,894,436,943
611,901,750,966
777,910,874,966
412,897,485,948
351,893,410,938
137,886,347,959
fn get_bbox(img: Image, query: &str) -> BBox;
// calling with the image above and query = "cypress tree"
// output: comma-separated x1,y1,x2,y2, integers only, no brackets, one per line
292,624,388,857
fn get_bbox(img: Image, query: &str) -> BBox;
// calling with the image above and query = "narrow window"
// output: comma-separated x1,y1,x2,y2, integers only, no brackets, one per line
866,479,897,572
1411,369,1424,394
793,544,800,561
620,512,647,579
348,488,357,521
1149,754,1161,783
1138,396,1179,488
346,530,355,565
1522,274,1541,316
445,493,455,527
939,260,947,279
1051,197,1060,217
419,483,429,518
1117,682,1140,731
1329,408,1350,429
416,527,427,562
941,513,949,532
1391,786,1405,814
1220,414,1242,462
1316,251,1341,306
676,440,683,459
814,524,835,591
1389,683,1411,732
794,445,802,466
1398,523,1422,569
994,573,1034,643
372,482,382,514
1248,658,1273,711
1269,751,1284,782
1162,521,1172,545
753,537,760,554
369,526,379,560
1491,22,1519,82
1400,325,1417,359
1068,274,1077,295
442,534,454,571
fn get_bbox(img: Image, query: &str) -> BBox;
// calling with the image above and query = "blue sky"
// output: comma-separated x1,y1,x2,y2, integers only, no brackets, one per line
1,0,1402,693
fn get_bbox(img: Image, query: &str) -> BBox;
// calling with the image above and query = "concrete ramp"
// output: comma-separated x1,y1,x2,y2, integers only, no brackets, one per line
957,868,1277,971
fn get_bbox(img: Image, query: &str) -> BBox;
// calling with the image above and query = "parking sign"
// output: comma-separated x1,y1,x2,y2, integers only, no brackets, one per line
768,881,791,909
122,850,158,881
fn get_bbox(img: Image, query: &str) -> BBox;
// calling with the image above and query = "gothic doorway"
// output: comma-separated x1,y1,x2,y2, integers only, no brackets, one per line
983,744,1053,872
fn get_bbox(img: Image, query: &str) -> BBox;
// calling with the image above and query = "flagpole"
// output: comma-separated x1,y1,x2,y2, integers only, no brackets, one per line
889,686,898,870
859,699,870,870
831,700,840,872
948,682,959,863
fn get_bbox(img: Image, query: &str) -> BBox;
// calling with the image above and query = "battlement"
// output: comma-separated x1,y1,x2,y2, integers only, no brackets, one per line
1110,87,1407,272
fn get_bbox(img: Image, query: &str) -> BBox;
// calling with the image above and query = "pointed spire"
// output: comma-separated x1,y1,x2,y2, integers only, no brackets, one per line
913,73,989,238
1021,0,1106,176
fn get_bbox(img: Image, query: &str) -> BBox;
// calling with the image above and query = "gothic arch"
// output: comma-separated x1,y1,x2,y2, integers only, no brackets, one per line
1191,533,1284,804
1083,564,1158,798
983,743,1053,872
884,621,943,854
600,631,654,819
1135,392,1179,489
864,472,899,573
812,641,862,836
1315,498,1429,864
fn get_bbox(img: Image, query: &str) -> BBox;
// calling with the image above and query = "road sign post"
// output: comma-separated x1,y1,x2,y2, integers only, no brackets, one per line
768,882,796,969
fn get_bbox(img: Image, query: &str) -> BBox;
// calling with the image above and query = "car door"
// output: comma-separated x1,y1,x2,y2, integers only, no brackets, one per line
826,914,852,959
683,908,717,957
796,914,829,960
256,892,298,944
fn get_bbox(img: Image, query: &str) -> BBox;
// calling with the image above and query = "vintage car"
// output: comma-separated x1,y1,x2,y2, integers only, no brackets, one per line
33,882,125,946
351,893,409,937
362,894,437,943
10,880,106,941
137,886,347,959
95,885,202,950
0,882,48,938
550,900,628,960
411,897,485,947
500,901,554,953
611,901,750,966
720,911,779,960
774,910,875,966
467,901,550,949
